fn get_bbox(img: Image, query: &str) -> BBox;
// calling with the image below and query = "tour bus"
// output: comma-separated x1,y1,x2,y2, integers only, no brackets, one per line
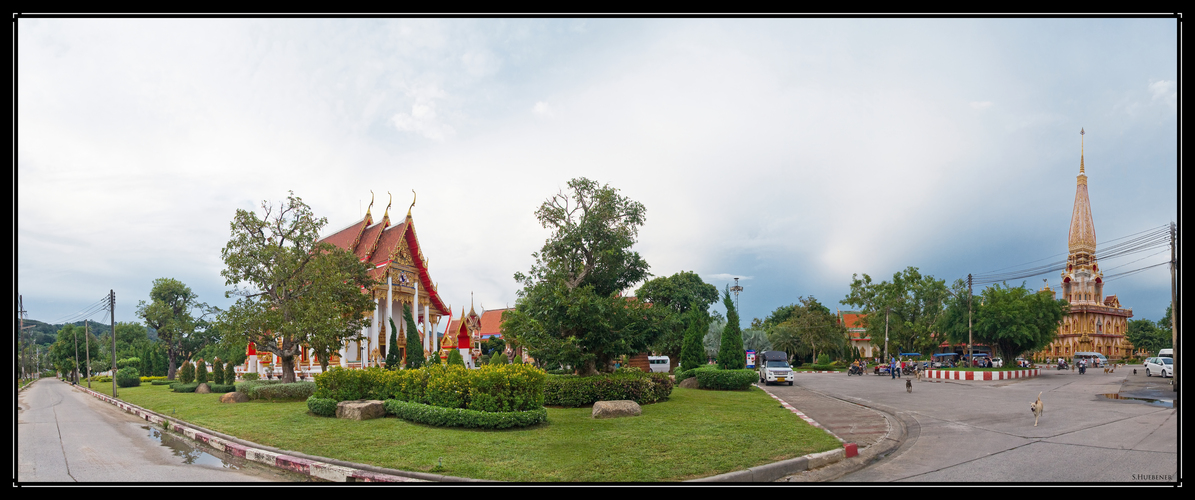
1073,352,1108,368
648,356,671,373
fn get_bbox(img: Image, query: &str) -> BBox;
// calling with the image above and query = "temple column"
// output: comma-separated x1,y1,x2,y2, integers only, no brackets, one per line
386,275,394,358
424,300,432,352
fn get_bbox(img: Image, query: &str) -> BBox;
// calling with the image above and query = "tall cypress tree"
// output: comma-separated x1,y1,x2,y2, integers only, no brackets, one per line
717,287,745,370
403,303,424,369
680,303,708,372
385,318,400,369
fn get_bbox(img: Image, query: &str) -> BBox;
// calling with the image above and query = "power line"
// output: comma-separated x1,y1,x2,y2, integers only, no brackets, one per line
971,224,1171,285
55,296,114,325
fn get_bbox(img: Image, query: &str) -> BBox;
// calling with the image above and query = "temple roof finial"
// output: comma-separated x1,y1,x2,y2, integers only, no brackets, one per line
408,190,417,217
366,190,375,218
1080,128,1085,174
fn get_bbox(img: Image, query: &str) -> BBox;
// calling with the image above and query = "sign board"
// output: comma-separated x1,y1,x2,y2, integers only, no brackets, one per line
746,350,756,369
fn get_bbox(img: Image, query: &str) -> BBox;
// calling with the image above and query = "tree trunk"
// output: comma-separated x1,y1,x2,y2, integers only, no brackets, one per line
280,355,296,383
577,358,599,377
166,349,178,380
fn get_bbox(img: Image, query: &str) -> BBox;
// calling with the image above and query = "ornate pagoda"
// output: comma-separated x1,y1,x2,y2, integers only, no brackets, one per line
315,192,451,368
1039,130,1135,361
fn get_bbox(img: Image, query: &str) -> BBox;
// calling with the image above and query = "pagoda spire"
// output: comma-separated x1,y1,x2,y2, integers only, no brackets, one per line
1068,128,1097,262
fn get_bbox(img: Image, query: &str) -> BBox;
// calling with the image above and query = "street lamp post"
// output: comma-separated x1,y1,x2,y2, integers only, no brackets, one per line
730,278,743,313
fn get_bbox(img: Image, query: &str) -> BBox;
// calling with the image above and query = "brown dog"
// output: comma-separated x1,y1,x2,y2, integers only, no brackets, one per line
906,379,913,393
1031,392,1043,426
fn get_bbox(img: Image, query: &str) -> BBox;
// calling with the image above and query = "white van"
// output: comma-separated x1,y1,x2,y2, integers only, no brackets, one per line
1158,348,1173,358
648,356,671,373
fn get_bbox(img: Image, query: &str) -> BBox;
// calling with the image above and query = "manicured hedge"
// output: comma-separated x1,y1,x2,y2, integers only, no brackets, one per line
172,382,200,393
208,384,236,393
543,369,674,407
383,399,548,429
312,364,546,413
151,379,174,385
306,396,338,417
252,382,316,401
116,367,142,388
692,367,757,391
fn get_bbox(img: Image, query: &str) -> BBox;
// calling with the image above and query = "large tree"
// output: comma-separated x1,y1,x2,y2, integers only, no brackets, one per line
137,278,214,380
842,267,950,359
717,287,745,370
679,304,710,371
503,178,660,376
766,296,847,364
940,282,1068,364
218,191,376,383
1127,317,1171,356
636,271,718,363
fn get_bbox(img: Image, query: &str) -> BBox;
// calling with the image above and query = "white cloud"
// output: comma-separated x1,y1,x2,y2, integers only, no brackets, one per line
533,101,553,117
391,91,455,141
969,101,994,110
1148,79,1176,109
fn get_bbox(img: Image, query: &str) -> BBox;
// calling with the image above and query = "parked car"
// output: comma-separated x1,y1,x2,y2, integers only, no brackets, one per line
1145,357,1173,378
757,351,793,386
648,356,671,373
992,357,1003,368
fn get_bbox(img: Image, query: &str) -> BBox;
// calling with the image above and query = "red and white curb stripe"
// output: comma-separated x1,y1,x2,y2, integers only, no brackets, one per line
923,369,1039,381
75,385,424,482
756,386,861,461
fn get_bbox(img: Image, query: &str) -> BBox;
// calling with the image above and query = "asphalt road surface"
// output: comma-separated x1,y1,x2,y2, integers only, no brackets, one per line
764,366,1177,483
17,378,309,483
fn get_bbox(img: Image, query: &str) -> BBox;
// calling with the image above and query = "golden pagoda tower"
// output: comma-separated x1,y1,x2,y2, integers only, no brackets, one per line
1041,129,1134,362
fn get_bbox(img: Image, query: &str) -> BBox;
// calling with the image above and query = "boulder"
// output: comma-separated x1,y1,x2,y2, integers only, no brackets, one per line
195,383,212,394
336,400,386,420
220,391,250,403
678,377,700,389
592,400,642,419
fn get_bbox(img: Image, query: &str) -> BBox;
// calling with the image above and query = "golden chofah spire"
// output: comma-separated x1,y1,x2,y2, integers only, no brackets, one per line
407,189,417,217
383,191,393,220
1080,128,1085,174
366,190,375,218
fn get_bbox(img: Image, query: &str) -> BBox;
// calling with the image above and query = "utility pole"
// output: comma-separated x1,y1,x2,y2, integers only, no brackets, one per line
968,274,974,367
18,295,27,382
1170,223,1179,406
111,290,117,398
85,320,92,388
72,322,80,385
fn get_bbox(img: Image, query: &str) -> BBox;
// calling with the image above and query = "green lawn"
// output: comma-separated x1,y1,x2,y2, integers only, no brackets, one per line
92,383,841,482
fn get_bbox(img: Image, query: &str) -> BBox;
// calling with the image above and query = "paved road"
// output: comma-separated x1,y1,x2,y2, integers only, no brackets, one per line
762,366,1177,483
17,378,307,483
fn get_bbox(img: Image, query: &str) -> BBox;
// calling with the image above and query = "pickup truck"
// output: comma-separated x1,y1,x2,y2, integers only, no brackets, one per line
757,351,793,386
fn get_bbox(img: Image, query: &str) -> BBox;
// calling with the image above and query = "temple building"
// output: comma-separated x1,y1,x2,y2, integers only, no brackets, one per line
837,310,875,358
316,192,451,368
1039,130,1135,361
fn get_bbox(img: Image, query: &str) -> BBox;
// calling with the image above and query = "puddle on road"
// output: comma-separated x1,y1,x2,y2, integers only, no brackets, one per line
140,425,319,481
142,425,239,468
1098,394,1174,408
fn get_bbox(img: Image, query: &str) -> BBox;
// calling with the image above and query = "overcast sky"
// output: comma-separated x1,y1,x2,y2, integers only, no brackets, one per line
16,17,1179,333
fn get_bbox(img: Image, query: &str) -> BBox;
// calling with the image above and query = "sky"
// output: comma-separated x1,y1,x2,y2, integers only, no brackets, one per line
16,17,1180,334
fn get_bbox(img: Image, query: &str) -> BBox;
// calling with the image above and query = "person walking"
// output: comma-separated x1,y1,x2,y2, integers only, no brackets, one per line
891,356,897,379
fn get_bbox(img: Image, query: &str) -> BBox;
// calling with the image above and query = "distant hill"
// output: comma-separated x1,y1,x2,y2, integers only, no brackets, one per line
21,319,158,345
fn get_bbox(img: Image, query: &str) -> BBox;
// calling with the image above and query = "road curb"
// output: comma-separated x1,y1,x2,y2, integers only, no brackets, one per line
68,381,488,483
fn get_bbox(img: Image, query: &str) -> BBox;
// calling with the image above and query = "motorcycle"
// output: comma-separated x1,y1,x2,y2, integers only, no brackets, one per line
1057,361,1069,371
848,365,864,376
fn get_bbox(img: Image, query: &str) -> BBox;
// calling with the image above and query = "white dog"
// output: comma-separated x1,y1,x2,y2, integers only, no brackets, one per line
1031,392,1044,426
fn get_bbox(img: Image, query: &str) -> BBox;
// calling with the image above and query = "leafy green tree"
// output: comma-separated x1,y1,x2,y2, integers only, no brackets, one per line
217,191,376,383
195,358,208,384
717,287,745,370
447,348,465,366
212,358,225,384
504,178,660,376
842,267,950,358
481,336,506,357
224,361,237,384
741,327,772,354
179,360,195,384
1127,318,1170,356
50,324,103,382
636,271,720,362
385,317,401,369
680,304,710,371
767,296,847,363
704,315,726,361
940,282,1068,364
404,304,424,369
137,278,213,380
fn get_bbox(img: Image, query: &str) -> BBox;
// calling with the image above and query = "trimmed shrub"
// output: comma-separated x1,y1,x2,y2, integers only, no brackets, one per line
693,367,756,391
543,370,673,407
447,349,465,366
212,359,225,385
252,382,315,401
307,396,338,417
425,364,470,409
140,375,167,383
117,357,141,369
179,361,195,384
208,384,236,393
151,379,174,385
116,367,141,388
224,363,237,384
468,363,546,412
817,353,831,366
172,382,200,393
384,399,547,429
195,359,208,384
242,372,260,381
234,379,283,399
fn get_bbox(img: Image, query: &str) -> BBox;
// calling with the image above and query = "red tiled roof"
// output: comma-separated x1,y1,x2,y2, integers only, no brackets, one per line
839,311,867,330
480,308,514,337
368,221,407,267
318,216,371,254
